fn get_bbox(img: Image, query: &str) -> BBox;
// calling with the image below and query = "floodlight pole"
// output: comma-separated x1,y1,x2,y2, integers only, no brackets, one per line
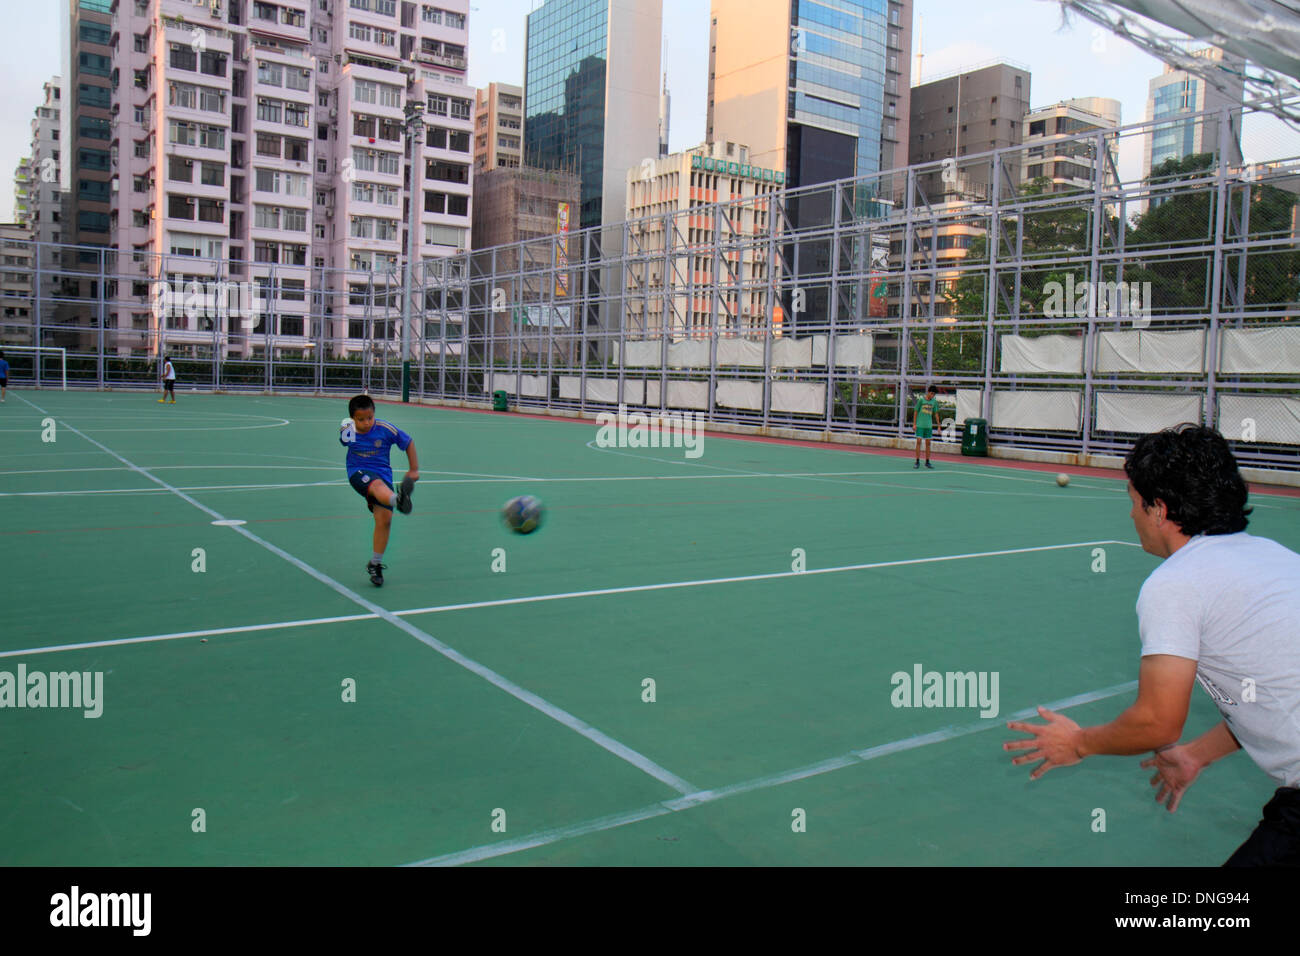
402,100,425,403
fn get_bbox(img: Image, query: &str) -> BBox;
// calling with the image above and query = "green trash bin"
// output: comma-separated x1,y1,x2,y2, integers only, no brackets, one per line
492,389,508,412
962,418,989,456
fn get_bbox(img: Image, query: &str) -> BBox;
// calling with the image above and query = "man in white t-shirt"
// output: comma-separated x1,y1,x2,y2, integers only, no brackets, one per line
1004,424,1300,865
159,356,176,404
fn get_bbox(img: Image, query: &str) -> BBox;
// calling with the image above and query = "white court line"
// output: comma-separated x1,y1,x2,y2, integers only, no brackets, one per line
584,441,1123,500
390,540,1140,618
944,467,1121,492
0,481,342,497
12,394,697,798
0,613,378,658
1,540,1144,659
407,679,1140,866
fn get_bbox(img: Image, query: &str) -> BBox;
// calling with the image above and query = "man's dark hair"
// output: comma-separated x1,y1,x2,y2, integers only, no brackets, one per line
926,384,937,395
348,394,375,416
1124,424,1251,536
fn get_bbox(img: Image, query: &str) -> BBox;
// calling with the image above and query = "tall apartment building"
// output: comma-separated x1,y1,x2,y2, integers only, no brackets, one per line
909,61,1030,202
109,0,473,358
706,0,912,190
1023,98,1121,193
65,1,113,251
0,225,34,341
523,0,663,231
57,0,113,346
1143,47,1245,180
14,78,66,324
22,79,67,250
624,142,782,339
474,82,523,172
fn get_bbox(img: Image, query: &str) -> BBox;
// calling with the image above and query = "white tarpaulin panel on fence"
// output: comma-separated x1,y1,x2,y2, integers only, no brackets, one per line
1096,330,1206,373
520,374,548,397
999,335,1083,373
1095,392,1204,433
716,379,764,411
559,376,582,400
991,390,1081,431
666,380,708,409
957,389,984,423
617,341,663,367
811,333,873,367
585,378,627,404
667,339,711,368
1220,328,1300,374
488,373,548,397
1219,394,1300,445
772,382,826,415
716,338,766,366
771,337,813,368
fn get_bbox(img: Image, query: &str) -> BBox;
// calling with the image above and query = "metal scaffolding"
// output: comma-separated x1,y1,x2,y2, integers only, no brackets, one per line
1,104,1297,470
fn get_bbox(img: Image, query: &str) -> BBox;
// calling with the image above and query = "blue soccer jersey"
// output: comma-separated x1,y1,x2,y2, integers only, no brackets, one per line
342,419,412,482
0,358,9,378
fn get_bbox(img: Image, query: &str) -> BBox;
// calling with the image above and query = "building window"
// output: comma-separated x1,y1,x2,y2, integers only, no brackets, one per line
169,44,197,72
257,133,282,157
198,199,224,223
258,61,284,87
200,52,228,77
169,195,197,220
169,156,194,181
257,98,283,123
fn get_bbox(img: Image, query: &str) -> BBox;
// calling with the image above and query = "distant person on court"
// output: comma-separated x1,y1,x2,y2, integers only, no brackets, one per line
340,394,418,587
158,356,176,404
0,349,8,402
911,385,940,469
1005,424,1300,865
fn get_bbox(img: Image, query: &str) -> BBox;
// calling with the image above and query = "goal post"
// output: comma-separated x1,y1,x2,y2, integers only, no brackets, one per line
2,346,67,390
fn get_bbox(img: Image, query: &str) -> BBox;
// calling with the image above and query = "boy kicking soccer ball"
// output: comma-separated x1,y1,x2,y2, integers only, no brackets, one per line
340,394,419,586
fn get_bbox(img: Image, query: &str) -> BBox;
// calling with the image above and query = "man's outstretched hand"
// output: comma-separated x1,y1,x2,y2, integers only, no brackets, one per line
1004,706,1085,780
1141,744,1202,812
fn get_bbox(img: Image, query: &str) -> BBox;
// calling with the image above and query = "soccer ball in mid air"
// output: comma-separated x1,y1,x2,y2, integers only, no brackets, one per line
502,495,544,534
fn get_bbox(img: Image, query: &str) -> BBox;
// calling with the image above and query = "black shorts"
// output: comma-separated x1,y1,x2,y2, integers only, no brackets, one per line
349,470,393,512
164,380,175,392
0,377,7,387
1224,786,1300,867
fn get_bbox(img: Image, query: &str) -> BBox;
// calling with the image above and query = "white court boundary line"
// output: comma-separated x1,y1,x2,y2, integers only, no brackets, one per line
584,440,1124,501
406,678,1140,866
11,394,697,798
0,481,344,497
0,540,1145,659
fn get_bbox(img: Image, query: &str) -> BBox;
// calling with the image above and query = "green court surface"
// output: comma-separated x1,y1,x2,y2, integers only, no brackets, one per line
2,390,1297,866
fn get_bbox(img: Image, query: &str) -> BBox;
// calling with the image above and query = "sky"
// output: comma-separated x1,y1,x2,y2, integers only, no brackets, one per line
1,0,1296,221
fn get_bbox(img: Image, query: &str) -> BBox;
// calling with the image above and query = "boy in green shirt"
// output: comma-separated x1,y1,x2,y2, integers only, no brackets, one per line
912,385,939,469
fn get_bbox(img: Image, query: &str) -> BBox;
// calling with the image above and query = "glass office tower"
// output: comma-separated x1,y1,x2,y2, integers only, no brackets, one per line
524,0,611,230
788,0,888,188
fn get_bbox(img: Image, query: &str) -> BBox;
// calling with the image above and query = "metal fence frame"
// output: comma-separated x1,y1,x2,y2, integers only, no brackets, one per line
1,104,1297,470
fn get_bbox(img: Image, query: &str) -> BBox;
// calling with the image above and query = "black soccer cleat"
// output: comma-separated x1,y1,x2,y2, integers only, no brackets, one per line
395,474,416,515
367,561,386,587
926,461,934,469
